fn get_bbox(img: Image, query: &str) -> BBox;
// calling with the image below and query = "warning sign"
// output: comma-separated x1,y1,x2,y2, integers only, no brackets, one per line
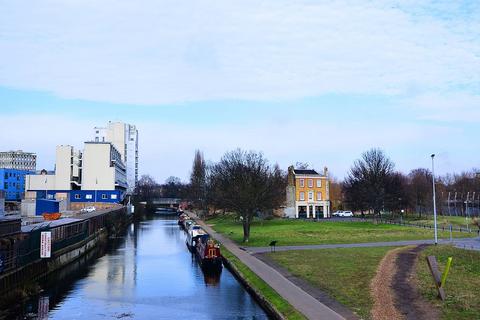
40,231,51,258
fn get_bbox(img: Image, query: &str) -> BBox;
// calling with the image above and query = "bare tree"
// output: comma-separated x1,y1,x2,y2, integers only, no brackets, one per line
343,148,395,220
189,150,207,210
210,149,286,242
161,176,187,198
134,175,159,202
408,168,432,217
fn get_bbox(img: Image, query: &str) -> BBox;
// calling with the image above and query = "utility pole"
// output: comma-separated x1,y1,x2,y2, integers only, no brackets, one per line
431,154,438,245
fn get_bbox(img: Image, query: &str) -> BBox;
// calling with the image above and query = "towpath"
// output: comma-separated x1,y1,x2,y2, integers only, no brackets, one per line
189,213,346,320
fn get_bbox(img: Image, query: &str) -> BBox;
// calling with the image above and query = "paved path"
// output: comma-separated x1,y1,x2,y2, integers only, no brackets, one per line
454,237,480,251
190,213,345,320
245,237,480,254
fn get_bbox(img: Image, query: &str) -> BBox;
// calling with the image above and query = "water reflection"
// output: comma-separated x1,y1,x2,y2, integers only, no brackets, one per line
8,216,268,319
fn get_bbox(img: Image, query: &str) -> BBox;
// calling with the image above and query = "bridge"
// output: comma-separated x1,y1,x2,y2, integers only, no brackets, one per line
150,198,182,209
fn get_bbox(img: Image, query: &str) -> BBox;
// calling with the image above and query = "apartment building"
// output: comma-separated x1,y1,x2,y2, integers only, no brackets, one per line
93,122,138,194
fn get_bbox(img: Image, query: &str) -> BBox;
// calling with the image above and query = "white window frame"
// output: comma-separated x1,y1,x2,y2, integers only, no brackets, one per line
308,179,313,188
74,194,81,200
317,192,322,201
299,179,304,187
308,191,313,201
299,192,305,201
316,179,322,188
101,194,107,200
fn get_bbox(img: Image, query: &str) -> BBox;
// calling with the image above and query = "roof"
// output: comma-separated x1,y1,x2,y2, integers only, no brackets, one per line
21,218,83,233
293,169,319,175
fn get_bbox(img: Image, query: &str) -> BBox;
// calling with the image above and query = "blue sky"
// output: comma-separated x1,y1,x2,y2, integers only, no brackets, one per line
0,0,479,182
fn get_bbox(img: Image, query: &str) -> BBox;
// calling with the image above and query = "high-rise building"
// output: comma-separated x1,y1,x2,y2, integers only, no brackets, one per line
0,150,36,171
93,122,138,193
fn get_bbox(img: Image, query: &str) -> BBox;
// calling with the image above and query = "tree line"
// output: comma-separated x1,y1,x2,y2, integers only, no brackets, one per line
341,148,480,218
135,147,479,241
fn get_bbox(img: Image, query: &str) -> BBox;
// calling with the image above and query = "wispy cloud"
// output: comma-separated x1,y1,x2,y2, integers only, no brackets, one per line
0,0,478,105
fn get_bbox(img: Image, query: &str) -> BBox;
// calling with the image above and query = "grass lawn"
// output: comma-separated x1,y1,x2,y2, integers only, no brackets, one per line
416,245,480,320
267,247,396,319
221,246,306,320
207,215,474,247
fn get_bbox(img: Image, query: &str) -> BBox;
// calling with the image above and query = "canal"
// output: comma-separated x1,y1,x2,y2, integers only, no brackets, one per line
5,216,269,319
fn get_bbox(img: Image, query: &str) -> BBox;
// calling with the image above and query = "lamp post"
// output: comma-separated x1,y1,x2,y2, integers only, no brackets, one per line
431,154,438,245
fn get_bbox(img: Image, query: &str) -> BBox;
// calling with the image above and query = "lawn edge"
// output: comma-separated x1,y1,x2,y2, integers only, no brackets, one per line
221,246,306,320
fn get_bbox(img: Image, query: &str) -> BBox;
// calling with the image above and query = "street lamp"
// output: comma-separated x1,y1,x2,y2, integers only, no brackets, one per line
431,154,438,245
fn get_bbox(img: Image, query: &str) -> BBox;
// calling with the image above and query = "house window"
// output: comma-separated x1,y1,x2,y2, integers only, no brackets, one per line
101,194,107,200
316,179,321,188
86,194,93,200
308,179,313,188
308,191,313,200
299,192,305,201
299,179,305,187
95,137,99,142
317,192,322,201
74,194,81,199
111,194,118,200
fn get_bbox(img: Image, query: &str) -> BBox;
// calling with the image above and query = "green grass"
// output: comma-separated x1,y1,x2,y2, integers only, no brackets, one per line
267,247,396,319
221,246,306,320
207,216,473,247
416,245,480,320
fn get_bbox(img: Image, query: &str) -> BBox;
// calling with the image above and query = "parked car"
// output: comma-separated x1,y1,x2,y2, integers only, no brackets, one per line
333,210,353,217
341,211,353,217
332,210,344,217
81,206,96,213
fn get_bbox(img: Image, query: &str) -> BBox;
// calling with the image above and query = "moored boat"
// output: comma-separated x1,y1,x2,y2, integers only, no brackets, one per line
186,226,208,252
195,237,223,273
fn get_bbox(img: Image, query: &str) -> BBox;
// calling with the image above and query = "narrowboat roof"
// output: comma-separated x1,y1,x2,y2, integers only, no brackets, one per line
22,218,84,233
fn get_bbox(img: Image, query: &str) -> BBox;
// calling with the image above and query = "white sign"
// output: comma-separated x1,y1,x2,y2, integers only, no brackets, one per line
40,231,52,258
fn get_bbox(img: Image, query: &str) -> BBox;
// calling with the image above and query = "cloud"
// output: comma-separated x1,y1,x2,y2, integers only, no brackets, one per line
0,0,478,105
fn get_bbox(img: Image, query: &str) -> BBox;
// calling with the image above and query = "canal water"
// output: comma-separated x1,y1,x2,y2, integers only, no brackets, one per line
6,216,269,319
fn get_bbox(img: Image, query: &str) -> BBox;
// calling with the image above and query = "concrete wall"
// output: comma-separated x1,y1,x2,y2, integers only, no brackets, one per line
55,146,73,190
21,199,36,217
81,143,116,190
106,122,126,160
25,174,56,193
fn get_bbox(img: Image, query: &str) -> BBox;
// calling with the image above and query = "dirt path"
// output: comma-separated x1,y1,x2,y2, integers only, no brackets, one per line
370,245,440,320
392,245,440,320
371,247,406,320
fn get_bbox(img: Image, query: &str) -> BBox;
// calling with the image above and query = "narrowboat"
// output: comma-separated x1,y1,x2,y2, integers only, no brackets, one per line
178,213,189,227
195,236,223,273
186,225,208,252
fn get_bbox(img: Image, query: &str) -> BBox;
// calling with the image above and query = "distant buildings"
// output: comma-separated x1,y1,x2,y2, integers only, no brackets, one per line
285,166,330,218
93,122,138,193
25,143,127,208
0,169,31,201
0,150,36,202
0,150,36,171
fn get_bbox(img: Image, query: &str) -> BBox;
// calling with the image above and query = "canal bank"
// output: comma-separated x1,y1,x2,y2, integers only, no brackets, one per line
188,212,345,320
0,207,131,302
1,215,269,319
